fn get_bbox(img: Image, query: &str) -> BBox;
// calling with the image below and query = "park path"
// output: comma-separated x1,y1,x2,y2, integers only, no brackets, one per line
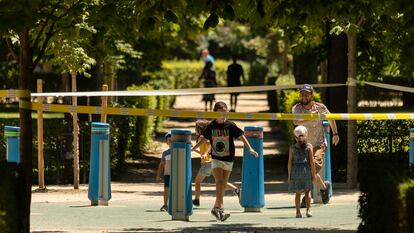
162,93,288,158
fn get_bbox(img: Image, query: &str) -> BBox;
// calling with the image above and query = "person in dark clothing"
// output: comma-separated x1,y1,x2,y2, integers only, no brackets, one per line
200,61,217,111
226,55,245,112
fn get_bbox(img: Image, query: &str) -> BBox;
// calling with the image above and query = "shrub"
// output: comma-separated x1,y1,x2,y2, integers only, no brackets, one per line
0,162,25,233
358,153,407,233
125,85,156,159
399,179,414,233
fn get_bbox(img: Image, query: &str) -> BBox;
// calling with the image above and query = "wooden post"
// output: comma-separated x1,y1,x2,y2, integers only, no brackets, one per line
101,84,108,123
72,72,80,189
37,79,46,191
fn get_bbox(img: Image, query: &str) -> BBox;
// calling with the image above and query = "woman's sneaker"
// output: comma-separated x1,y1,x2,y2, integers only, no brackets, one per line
219,208,231,221
211,208,222,221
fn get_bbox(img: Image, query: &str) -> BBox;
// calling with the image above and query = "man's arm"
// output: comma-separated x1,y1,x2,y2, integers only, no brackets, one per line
329,119,339,146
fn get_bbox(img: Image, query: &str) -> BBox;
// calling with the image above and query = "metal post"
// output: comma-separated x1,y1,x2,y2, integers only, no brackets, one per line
169,129,192,221
323,120,333,197
410,128,414,169
240,126,264,212
88,122,111,206
5,126,20,163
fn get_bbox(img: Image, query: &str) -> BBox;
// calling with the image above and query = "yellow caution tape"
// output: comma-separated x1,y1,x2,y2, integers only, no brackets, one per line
0,90,30,98
22,102,414,120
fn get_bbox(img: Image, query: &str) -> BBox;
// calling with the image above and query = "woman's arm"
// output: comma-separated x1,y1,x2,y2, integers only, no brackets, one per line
239,135,258,158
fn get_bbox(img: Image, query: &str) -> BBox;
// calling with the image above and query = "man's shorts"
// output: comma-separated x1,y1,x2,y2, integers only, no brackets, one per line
313,145,326,173
164,175,170,188
198,162,212,177
211,159,233,172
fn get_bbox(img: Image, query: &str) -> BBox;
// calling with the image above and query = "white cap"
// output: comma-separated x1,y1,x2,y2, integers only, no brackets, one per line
294,125,308,138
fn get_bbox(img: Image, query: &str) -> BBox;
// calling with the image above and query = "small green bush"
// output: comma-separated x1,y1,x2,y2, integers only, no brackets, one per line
125,85,156,159
0,162,25,233
358,153,407,233
400,179,414,233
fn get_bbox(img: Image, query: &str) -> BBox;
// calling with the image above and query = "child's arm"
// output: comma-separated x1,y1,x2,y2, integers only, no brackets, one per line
192,136,208,152
287,147,292,183
239,135,259,158
308,145,317,181
200,143,211,160
155,160,165,182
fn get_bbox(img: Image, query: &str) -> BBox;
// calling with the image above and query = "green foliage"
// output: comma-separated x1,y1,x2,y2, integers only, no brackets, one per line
125,85,156,158
160,59,249,88
399,179,414,233
357,120,414,154
0,162,25,233
358,154,407,233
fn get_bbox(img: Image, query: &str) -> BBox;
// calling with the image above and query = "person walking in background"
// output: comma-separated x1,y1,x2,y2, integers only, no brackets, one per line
288,125,316,218
199,61,217,111
155,132,172,212
192,120,241,208
292,84,339,205
192,101,258,222
226,54,245,112
201,48,215,69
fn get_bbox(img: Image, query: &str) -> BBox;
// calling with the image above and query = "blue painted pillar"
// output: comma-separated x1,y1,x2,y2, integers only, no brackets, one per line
240,126,264,212
5,126,20,163
410,128,414,169
88,122,111,206
323,120,333,197
169,129,192,221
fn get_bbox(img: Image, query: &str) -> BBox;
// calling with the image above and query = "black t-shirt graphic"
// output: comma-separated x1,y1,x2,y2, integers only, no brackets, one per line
203,120,244,162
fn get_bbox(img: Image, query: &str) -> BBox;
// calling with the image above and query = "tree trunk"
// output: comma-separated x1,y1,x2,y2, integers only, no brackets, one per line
18,28,33,233
346,32,358,189
72,72,79,189
293,48,318,85
326,32,348,113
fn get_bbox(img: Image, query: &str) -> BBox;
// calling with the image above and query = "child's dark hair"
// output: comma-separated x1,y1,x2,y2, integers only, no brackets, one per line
213,101,228,112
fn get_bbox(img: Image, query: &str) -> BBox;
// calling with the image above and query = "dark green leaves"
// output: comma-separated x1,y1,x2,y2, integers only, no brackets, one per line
165,10,179,23
223,5,235,21
203,12,219,30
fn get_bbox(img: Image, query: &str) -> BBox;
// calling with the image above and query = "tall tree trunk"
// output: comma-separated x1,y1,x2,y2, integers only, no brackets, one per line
326,31,348,113
346,32,358,188
18,28,33,233
293,48,318,85
72,72,79,189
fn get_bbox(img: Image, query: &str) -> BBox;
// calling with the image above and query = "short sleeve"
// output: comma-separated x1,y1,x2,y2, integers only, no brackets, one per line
292,104,299,114
203,124,212,140
230,122,244,138
318,103,330,114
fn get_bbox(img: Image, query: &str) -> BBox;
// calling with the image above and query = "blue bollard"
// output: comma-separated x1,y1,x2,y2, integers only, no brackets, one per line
410,128,414,169
240,126,264,212
323,120,333,197
4,126,20,163
88,122,111,206
169,129,192,221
